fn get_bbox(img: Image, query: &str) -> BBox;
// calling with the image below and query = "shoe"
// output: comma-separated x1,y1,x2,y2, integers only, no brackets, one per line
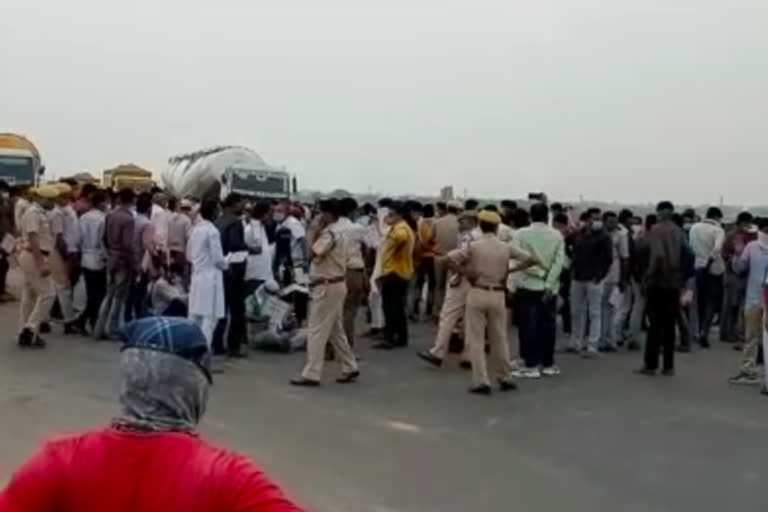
336,371,360,384
417,351,443,368
290,377,320,387
372,342,395,350
541,366,561,377
499,379,518,392
459,360,472,370
39,322,51,334
634,367,656,376
699,340,711,349
675,344,691,353
511,367,541,379
408,313,419,322
661,368,675,376
0,292,15,302
29,335,47,349
627,341,641,352
728,371,760,386
581,350,599,360
468,385,492,396
17,328,33,348
63,321,85,336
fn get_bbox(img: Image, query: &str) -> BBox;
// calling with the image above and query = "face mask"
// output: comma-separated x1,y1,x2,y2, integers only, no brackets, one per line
273,212,285,222
683,223,692,232
591,221,603,231
631,225,642,237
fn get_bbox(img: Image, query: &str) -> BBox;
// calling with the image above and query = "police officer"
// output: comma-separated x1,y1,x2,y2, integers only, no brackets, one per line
448,210,537,395
291,199,360,386
17,185,59,348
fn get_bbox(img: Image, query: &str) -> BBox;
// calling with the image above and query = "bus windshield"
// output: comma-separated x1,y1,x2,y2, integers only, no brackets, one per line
0,156,35,186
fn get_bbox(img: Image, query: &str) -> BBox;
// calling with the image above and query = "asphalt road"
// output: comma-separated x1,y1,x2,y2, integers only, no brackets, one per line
0,299,766,512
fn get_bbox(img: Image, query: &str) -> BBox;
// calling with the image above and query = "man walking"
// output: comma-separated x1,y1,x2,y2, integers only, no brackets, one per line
600,210,629,351
76,190,108,334
721,212,756,347
512,203,566,378
336,197,367,348
291,199,359,386
636,201,688,376
17,186,59,348
569,208,613,357
689,207,725,348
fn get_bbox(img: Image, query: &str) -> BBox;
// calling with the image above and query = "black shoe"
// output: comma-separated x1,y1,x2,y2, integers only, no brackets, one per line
17,328,33,348
459,360,472,370
39,322,51,334
627,341,641,352
499,379,518,392
676,344,691,353
63,321,84,336
372,342,395,350
336,371,360,384
699,340,711,349
417,351,442,368
364,328,382,338
290,377,320,387
468,385,492,396
634,367,656,376
661,368,675,376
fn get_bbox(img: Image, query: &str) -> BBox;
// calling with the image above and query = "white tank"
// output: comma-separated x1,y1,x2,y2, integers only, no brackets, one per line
162,146,290,200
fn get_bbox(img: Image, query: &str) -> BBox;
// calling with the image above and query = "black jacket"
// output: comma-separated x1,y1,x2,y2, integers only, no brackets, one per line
570,229,613,282
215,213,248,256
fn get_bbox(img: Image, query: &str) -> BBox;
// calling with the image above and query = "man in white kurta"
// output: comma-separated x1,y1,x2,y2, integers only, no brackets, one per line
187,203,227,346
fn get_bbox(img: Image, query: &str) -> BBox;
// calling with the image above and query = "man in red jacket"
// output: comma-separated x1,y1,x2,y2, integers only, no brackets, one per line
0,316,306,512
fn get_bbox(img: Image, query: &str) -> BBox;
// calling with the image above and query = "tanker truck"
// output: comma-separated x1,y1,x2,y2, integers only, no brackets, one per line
161,146,293,201
0,133,45,186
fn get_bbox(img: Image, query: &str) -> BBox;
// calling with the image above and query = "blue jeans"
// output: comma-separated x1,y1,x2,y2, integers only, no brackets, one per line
515,288,557,368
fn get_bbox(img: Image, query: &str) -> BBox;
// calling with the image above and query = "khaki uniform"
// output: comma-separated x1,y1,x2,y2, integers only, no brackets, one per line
48,206,75,322
18,204,56,335
449,233,529,387
301,222,359,381
432,214,459,317
429,229,479,361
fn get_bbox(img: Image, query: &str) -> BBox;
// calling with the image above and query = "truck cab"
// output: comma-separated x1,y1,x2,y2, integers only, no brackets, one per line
225,167,292,200
0,134,44,186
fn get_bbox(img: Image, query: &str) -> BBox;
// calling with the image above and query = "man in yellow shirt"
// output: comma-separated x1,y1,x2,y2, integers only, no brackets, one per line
374,202,415,349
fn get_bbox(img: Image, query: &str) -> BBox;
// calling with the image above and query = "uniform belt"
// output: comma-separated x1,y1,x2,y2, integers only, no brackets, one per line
310,276,345,288
347,267,365,272
472,284,506,292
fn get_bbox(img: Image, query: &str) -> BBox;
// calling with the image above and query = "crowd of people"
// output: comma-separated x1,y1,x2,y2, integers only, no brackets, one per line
1,179,767,397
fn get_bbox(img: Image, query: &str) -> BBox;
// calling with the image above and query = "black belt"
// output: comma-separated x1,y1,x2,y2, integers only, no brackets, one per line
310,276,345,288
472,284,506,292
347,268,365,273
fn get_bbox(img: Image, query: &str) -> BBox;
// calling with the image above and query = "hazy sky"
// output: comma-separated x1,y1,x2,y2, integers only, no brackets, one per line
2,1,767,204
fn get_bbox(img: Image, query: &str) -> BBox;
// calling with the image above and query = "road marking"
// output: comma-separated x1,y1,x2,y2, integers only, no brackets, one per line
382,420,421,433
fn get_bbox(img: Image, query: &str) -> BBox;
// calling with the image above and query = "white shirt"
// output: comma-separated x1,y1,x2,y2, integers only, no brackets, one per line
61,205,80,253
79,208,106,270
151,204,169,252
187,219,227,319
606,225,630,283
244,219,273,282
336,216,366,270
689,219,725,274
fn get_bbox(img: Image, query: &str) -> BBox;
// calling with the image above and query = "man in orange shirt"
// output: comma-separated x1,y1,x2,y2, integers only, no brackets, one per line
373,201,416,349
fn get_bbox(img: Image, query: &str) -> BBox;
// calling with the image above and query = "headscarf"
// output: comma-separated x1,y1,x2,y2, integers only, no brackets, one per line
113,317,212,433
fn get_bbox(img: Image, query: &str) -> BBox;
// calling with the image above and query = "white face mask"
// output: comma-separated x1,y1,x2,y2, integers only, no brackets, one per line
273,212,285,222
591,221,603,231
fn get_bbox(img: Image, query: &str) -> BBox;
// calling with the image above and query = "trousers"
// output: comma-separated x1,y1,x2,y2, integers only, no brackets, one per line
80,268,107,330
49,250,75,322
18,252,55,335
627,280,647,345
433,257,449,320
741,306,763,374
213,262,246,355
516,288,557,368
93,268,133,339
465,288,513,387
381,273,409,346
600,281,618,347
644,287,679,371
570,280,603,352
696,270,723,345
343,269,366,347
429,280,470,360
301,281,358,381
